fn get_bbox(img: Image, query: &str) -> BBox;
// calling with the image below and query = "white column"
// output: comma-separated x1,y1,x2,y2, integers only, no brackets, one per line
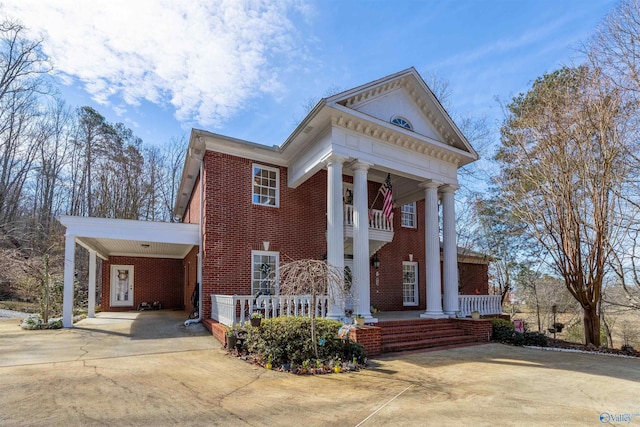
88,250,97,318
352,161,374,322
326,154,346,319
420,181,447,319
441,185,459,316
62,234,76,328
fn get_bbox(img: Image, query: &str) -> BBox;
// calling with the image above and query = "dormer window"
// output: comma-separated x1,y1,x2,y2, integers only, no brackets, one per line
391,116,413,130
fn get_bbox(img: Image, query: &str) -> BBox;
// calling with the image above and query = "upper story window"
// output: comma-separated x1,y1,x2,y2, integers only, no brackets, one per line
252,163,279,207
391,116,413,130
401,202,417,228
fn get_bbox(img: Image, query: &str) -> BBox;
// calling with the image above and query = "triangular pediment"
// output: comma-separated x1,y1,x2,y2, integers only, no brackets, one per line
325,68,476,155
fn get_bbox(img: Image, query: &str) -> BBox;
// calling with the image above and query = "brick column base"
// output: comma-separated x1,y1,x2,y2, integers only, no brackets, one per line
349,325,382,356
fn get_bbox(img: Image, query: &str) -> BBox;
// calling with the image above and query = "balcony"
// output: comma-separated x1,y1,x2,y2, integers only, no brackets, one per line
343,205,394,257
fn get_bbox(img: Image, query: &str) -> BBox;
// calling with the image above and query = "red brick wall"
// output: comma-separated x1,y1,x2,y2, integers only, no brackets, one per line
458,263,489,295
372,199,427,312
349,326,382,356
371,200,490,312
183,175,201,224
183,246,199,315
451,318,493,342
101,256,184,311
200,152,328,319
193,151,489,319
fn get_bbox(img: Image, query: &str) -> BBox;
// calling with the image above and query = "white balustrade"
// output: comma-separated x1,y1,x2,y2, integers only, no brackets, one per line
344,204,353,227
343,204,393,232
458,295,502,317
211,294,328,327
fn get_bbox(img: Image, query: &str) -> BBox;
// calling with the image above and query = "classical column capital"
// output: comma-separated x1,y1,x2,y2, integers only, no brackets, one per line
419,179,441,190
439,184,459,194
351,160,374,173
323,153,348,167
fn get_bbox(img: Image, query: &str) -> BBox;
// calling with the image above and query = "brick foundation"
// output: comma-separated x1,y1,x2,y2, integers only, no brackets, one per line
451,318,493,342
203,318,228,345
349,325,382,356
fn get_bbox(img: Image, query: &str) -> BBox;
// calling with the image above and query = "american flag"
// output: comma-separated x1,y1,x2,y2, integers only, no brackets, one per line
380,173,393,225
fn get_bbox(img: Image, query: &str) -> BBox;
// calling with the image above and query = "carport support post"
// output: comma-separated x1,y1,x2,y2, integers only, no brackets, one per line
62,234,76,328
88,250,97,318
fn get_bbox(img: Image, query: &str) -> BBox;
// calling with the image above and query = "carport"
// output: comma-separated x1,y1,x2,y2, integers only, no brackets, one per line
58,216,200,328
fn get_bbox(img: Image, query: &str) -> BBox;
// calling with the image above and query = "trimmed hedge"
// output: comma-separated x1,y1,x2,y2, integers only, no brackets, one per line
491,318,548,347
244,316,366,366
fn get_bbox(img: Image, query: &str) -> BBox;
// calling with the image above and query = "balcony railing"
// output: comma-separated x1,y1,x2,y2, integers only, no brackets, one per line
344,204,393,232
211,294,328,327
458,295,502,317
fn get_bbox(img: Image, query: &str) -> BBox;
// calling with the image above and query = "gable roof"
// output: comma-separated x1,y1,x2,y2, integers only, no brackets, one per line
280,67,477,158
174,68,479,218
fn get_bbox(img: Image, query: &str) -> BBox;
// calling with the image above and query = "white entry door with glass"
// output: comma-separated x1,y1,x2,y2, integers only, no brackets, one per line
111,265,134,306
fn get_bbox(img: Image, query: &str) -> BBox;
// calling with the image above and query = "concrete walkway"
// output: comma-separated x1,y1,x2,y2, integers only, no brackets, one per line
1,311,639,426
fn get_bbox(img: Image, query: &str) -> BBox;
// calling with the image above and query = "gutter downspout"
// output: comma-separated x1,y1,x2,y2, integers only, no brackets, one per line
185,162,204,326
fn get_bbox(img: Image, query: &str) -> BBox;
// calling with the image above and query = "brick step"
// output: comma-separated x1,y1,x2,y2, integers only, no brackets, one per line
377,319,454,328
379,324,459,336
381,328,468,343
381,335,478,353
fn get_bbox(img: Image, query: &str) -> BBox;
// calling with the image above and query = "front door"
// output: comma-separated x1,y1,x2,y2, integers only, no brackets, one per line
111,265,134,307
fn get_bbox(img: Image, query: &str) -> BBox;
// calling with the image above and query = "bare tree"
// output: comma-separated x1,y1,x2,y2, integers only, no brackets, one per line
587,0,640,310
277,259,342,359
495,66,630,346
30,98,74,248
516,267,577,332
588,0,640,96
0,20,50,245
161,136,186,221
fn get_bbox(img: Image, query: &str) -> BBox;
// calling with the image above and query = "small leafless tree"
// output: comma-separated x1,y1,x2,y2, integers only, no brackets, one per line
277,259,342,359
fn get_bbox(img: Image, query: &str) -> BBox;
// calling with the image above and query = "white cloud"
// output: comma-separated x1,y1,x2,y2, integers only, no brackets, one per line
2,0,307,127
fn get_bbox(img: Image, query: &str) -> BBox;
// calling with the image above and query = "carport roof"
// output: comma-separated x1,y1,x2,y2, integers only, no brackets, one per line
57,215,199,260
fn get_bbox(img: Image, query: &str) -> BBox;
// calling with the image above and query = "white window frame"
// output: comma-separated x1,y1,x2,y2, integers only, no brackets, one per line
401,202,417,228
402,261,419,306
391,115,413,130
251,250,279,296
252,163,279,207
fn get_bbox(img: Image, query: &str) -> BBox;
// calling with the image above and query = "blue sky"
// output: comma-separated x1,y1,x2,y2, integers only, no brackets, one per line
3,0,618,150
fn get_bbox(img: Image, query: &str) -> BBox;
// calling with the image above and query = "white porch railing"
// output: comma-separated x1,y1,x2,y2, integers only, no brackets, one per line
458,295,502,317
344,204,394,232
211,294,329,327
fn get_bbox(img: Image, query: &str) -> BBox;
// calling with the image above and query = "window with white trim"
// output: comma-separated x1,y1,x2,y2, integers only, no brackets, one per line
251,250,279,296
401,202,417,228
403,261,419,306
252,164,279,207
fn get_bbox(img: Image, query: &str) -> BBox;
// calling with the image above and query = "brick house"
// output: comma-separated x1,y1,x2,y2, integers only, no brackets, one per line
58,68,499,333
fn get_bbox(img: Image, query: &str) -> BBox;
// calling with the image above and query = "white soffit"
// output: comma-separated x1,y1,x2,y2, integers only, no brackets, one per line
58,216,199,259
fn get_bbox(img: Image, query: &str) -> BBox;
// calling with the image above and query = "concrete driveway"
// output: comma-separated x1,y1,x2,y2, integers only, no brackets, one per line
1,311,639,427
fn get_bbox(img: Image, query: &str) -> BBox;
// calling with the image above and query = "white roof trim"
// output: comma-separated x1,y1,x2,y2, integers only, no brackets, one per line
58,216,199,259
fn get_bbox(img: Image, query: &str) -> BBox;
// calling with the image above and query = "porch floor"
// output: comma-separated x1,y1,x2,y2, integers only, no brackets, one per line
371,310,442,322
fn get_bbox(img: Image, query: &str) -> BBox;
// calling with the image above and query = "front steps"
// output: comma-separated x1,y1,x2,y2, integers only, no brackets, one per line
378,318,480,354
